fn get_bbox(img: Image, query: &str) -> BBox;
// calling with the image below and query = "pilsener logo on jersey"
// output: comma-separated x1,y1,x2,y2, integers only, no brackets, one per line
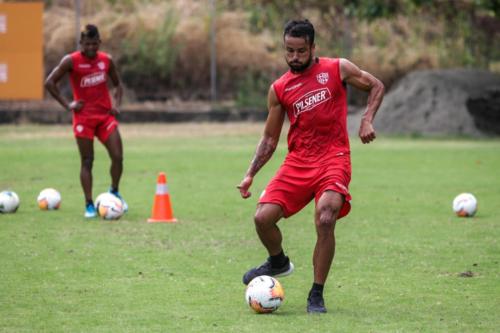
293,88,332,117
80,72,106,87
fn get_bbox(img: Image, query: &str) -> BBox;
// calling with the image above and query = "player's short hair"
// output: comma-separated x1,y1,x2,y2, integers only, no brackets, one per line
283,19,315,46
80,24,100,40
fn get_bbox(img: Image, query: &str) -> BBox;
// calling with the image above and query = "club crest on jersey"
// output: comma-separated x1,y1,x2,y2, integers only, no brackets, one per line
80,72,106,87
97,61,106,70
317,72,329,84
293,88,332,117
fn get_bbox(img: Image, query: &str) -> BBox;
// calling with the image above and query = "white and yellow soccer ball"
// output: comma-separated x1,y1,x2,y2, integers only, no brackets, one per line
0,190,20,213
245,275,285,313
452,193,477,217
37,188,62,210
95,192,114,209
96,193,124,220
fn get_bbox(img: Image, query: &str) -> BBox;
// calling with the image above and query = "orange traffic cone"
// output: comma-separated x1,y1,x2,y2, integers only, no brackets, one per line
147,172,177,223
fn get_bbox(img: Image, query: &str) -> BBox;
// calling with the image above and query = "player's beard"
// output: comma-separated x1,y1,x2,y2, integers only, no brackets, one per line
287,53,313,73
84,50,97,58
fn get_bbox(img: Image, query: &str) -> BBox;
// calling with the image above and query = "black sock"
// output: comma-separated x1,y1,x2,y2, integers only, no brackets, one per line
269,250,287,268
110,186,118,193
86,199,94,206
310,283,324,296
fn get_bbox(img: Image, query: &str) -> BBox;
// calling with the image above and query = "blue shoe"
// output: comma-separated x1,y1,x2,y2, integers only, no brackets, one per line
84,203,97,218
109,188,128,212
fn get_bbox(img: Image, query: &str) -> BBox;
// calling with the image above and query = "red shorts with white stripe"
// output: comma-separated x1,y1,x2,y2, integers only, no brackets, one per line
259,154,352,219
72,113,118,143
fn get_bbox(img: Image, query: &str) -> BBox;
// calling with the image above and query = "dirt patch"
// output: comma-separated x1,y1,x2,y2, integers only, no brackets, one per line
0,100,267,124
458,271,475,278
120,122,265,139
0,123,266,140
0,125,70,140
375,69,500,137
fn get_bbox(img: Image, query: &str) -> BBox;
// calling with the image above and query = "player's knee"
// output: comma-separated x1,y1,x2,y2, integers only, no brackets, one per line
81,155,94,169
110,153,123,164
317,207,338,229
254,211,273,229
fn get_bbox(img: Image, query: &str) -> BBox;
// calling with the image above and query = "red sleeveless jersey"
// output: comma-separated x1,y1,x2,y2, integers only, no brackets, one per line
273,57,349,166
69,51,112,116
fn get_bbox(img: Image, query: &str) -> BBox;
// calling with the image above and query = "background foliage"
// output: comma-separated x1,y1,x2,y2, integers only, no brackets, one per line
43,0,500,105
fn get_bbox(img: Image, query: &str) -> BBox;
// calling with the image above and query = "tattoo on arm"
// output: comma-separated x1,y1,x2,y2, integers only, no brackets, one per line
247,137,277,177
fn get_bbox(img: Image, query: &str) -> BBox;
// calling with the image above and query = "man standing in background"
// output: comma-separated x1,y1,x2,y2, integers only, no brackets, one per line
45,24,127,218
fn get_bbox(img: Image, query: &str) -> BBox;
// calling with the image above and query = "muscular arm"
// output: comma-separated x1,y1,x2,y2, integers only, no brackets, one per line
247,87,285,177
45,55,75,111
108,56,123,110
237,85,286,198
340,58,385,144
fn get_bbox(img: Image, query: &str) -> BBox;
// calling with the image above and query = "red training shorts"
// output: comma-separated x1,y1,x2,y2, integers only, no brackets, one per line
259,154,352,219
72,113,118,143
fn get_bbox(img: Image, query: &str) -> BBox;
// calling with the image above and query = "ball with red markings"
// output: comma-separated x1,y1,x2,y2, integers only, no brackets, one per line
452,193,477,217
96,193,124,220
245,275,284,313
37,188,61,210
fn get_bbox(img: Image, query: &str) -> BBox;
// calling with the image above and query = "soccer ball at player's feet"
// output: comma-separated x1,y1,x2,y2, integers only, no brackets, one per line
37,188,62,210
108,188,128,212
0,190,20,213
96,193,124,220
452,193,477,217
245,275,285,314
95,192,114,209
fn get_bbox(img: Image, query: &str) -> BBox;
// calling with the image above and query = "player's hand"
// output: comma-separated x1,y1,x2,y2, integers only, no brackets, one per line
237,176,253,199
109,107,120,116
359,119,376,144
69,100,84,112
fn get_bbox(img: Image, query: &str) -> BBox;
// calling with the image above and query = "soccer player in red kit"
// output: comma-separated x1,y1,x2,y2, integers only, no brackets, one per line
237,19,384,313
45,24,127,218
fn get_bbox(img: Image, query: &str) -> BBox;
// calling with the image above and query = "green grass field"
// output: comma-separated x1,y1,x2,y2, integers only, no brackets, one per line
1,124,499,333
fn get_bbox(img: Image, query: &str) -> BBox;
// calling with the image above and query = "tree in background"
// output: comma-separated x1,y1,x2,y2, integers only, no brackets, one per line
43,0,500,104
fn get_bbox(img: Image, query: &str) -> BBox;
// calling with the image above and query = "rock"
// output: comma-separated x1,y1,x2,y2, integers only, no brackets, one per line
374,69,500,137
466,87,500,135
